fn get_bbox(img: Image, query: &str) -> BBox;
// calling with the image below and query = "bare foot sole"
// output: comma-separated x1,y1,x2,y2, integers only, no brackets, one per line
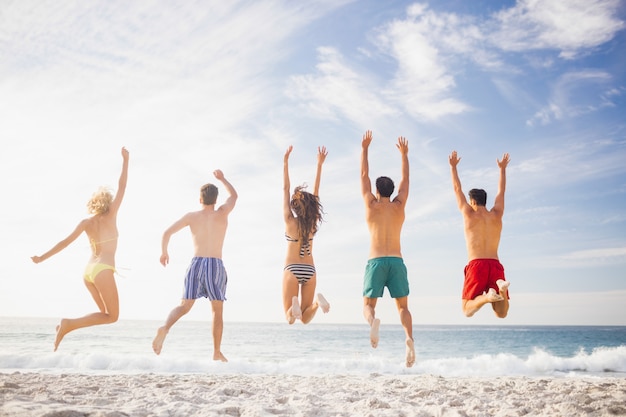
370,318,380,348
405,338,415,368
291,296,302,320
152,327,168,355
316,293,330,314
214,352,228,362
486,288,504,303
405,339,415,368
497,279,510,296
54,319,70,352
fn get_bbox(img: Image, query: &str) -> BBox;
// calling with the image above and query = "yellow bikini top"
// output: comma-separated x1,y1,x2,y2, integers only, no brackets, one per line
90,236,118,253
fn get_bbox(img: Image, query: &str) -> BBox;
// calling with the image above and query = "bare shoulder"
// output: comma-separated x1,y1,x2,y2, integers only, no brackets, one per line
489,207,504,218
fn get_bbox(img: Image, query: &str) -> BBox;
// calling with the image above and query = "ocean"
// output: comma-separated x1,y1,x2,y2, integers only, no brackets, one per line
1,317,625,378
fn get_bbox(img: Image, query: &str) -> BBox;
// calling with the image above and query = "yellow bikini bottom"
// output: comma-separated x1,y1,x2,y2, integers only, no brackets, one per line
84,262,116,283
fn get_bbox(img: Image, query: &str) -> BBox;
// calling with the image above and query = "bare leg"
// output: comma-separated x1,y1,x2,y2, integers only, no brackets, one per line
492,280,510,318
363,297,379,348
395,296,415,368
152,299,195,355
300,276,320,324
211,300,228,362
291,296,302,321
462,289,504,318
54,271,119,352
282,270,300,324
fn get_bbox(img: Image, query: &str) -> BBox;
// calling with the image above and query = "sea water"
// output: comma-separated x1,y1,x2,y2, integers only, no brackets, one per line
0,317,625,377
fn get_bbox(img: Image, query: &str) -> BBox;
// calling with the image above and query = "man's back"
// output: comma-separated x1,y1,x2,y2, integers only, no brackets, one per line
450,151,510,262
361,131,409,260
365,199,405,259
462,207,502,261
187,207,229,259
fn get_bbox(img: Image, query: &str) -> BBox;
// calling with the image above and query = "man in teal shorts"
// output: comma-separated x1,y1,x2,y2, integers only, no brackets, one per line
360,130,415,368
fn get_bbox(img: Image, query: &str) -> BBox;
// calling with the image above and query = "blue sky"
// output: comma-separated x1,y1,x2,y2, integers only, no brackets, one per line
1,0,625,326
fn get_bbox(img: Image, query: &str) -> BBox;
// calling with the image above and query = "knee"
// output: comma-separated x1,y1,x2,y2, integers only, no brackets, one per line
107,311,119,323
495,311,508,319
462,307,475,318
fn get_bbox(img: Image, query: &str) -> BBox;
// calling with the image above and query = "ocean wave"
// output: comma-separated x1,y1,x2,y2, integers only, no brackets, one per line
1,345,625,377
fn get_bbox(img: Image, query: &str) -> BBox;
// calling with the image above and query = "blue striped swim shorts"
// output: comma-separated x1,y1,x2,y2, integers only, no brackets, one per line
182,257,228,301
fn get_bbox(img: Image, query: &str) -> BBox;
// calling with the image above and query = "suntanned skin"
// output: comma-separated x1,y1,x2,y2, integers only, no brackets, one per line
361,130,415,368
282,145,330,325
152,170,237,362
31,147,129,351
449,151,511,318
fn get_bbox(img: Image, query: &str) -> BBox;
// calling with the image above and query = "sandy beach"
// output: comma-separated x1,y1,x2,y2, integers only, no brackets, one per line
1,372,625,417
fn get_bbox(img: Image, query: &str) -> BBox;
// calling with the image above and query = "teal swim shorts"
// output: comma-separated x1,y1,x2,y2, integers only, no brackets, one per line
363,256,409,298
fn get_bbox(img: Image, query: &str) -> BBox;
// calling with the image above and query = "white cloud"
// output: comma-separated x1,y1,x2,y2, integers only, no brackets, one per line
490,0,625,58
527,70,615,126
287,1,624,124
562,247,626,261
286,47,399,126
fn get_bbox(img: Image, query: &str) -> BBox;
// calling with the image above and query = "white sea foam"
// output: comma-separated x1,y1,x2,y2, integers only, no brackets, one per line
2,318,626,377
1,345,625,377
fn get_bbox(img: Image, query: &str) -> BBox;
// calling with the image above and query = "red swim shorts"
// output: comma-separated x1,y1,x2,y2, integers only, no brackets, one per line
462,259,509,300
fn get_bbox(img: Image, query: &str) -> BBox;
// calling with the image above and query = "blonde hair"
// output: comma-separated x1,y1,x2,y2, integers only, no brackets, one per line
87,187,113,215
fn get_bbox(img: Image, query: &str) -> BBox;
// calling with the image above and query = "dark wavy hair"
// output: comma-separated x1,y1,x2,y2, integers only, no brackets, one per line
468,188,487,206
375,176,395,198
290,185,324,248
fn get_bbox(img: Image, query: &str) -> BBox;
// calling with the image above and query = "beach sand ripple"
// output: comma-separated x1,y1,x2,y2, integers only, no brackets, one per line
1,372,625,416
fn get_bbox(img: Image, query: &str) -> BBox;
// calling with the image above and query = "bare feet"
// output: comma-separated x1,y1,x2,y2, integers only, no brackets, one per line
405,338,415,368
316,293,330,314
53,319,70,352
213,352,228,362
291,296,302,320
486,288,504,303
370,318,380,348
152,326,168,355
497,279,510,297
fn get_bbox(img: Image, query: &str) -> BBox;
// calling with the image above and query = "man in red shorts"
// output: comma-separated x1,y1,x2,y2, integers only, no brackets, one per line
449,151,511,318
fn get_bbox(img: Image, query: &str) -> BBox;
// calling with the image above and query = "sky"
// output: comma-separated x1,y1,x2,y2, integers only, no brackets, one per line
1,0,625,326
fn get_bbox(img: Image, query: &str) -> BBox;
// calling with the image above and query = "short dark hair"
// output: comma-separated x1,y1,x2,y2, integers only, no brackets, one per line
375,176,395,198
468,188,487,206
200,183,218,205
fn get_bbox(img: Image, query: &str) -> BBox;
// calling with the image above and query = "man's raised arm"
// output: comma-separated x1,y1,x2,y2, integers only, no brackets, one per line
361,130,374,201
394,137,409,204
214,170,238,213
449,151,469,211
493,153,510,214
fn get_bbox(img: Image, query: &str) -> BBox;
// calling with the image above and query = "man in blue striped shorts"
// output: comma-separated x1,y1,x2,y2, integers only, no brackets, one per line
152,170,238,362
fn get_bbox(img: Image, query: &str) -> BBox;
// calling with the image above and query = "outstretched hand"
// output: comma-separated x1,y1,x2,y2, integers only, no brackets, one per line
31,255,42,264
317,146,328,164
449,151,461,167
121,147,129,160
213,169,224,180
284,145,293,163
362,130,373,148
498,153,511,169
396,137,408,154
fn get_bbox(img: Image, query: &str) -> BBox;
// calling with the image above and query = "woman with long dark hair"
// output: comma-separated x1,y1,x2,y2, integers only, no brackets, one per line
282,145,330,324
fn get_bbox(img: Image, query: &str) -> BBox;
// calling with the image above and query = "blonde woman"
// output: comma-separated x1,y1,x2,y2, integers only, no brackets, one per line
32,147,129,351
283,145,330,324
